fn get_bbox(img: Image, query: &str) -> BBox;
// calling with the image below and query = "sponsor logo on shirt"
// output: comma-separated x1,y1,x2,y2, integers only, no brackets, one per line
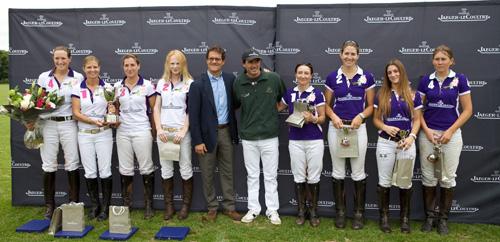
477,44,500,54
470,170,500,184
438,8,490,23
181,42,209,55
50,43,92,56
115,42,159,55
253,42,301,55
337,93,362,102
399,41,434,55
325,47,373,55
450,200,479,213
364,9,414,23
212,12,256,25
8,47,28,56
83,13,126,27
474,106,500,120
427,100,455,109
21,15,63,27
386,113,410,122
146,12,191,25
11,160,31,169
294,10,341,24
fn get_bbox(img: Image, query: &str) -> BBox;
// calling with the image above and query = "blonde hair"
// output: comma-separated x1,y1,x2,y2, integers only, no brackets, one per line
378,59,414,118
161,50,193,81
82,55,100,70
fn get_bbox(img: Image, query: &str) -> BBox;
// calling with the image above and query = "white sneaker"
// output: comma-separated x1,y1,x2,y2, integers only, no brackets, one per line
267,211,281,225
241,210,259,223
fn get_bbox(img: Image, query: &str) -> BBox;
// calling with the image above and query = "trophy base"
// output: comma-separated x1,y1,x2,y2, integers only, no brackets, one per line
105,114,118,124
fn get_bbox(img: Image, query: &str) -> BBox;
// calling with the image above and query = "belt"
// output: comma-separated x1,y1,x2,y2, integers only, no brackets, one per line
379,132,402,143
217,124,229,129
79,126,110,134
342,119,365,125
49,116,73,122
161,126,179,132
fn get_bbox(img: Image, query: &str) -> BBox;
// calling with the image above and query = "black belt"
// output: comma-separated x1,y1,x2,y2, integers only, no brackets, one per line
342,119,365,125
379,132,402,143
48,116,73,122
218,124,229,129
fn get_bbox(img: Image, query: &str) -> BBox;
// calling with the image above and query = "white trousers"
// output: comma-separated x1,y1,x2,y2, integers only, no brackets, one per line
78,129,113,179
40,120,80,172
289,139,324,184
327,122,368,181
376,137,416,189
242,137,279,215
116,130,154,176
157,132,193,180
419,129,462,188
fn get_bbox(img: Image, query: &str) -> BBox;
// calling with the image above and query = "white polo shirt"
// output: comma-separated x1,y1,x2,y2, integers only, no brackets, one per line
37,68,84,119
71,79,108,130
115,76,156,131
156,78,193,129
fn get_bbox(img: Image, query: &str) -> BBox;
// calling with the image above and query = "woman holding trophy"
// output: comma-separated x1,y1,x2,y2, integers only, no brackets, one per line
278,63,326,227
417,45,473,235
33,45,84,219
373,59,422,233
153,50,194,220
324,40,375,230
71,55,115,221
114,54,157,219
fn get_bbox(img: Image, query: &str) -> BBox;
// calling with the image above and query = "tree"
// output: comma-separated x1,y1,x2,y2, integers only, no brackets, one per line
0,50,8,83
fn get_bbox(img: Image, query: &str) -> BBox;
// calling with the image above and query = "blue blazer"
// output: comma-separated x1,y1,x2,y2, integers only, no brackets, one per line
188,72,238,152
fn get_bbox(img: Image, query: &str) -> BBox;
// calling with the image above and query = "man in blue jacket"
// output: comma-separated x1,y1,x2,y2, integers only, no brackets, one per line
189,45,241,222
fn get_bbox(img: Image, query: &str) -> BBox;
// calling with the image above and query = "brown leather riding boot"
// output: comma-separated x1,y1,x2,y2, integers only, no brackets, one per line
162,178,175,220
177,177,193,220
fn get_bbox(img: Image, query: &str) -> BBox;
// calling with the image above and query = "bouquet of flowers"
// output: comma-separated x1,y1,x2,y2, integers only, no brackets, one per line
0,82,64,149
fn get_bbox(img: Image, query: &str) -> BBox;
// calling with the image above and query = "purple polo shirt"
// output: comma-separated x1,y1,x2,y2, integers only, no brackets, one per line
417,70,471,131
281,86,325,140
374,91,423,137
325,67,375,120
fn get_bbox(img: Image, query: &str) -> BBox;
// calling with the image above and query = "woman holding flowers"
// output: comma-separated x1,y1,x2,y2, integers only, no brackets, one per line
71,55,114,221
277,63,326,227
373,59,422,233
153,50,194,220
324,40,375,230
418,45,473,235
114,53,157,219
34,45,84,219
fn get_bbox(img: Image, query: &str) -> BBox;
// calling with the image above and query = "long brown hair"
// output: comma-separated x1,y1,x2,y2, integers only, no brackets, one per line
378,59,414,118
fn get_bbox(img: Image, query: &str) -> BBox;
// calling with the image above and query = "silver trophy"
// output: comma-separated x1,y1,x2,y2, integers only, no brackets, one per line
427,144,442,163
341,126,350,147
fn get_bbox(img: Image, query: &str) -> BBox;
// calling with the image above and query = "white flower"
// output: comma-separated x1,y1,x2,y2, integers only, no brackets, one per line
104,83,114,92
20,95,33,110
306,93,316,103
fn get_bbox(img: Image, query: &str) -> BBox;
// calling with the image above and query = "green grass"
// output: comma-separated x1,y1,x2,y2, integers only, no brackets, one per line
0,83,499,241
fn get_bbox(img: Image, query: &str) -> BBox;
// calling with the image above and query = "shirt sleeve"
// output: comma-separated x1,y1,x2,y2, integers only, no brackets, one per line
417,76,428,97
373,94,379,108
315,89,326,106
413,92,423,110
458,74,471,96
365,72,376,90
71,86,80,99
324,72,335,92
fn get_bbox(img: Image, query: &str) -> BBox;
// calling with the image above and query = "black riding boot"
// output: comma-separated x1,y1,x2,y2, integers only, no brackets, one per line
333,178,346,228
295,182,306,225
85,178,100,220
377,185,391,233
143,173,155,219
352,179,366,230
97,177,112,221
43,172,56,220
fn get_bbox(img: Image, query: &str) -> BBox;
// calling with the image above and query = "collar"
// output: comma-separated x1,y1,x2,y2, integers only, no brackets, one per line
207,70,222,80
429,69,456,80
241,69,263,84
293,85,314,93
336,66,364,79
121,75,145,86
81,78,105,88
49,68,75,77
